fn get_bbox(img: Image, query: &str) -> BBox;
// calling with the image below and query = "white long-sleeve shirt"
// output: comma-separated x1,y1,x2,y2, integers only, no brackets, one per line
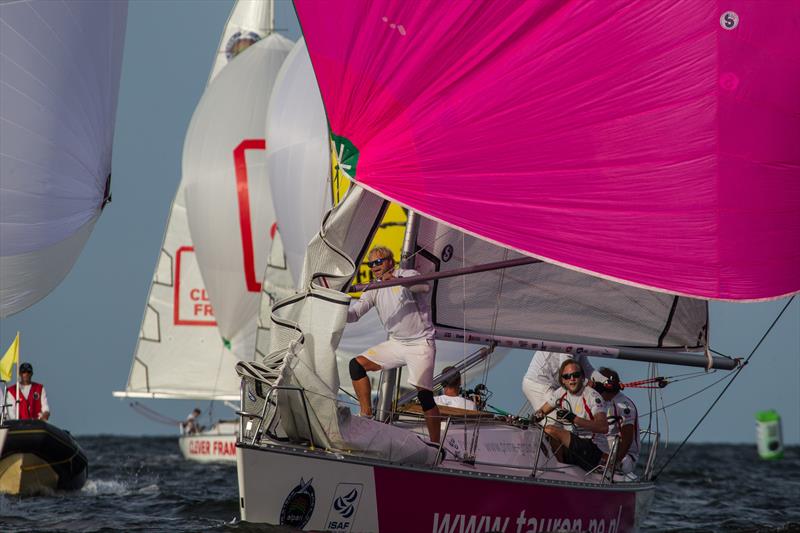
347,268,434,341
524,351,595,389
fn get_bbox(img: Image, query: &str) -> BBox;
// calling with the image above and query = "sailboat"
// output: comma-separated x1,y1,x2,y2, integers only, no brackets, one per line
233,1,799,530
264,38,508,398
114,0,277,463
0,0,127,493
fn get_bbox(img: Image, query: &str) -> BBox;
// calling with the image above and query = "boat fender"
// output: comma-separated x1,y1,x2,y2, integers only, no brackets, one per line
418,389,436,411
349,358,367,380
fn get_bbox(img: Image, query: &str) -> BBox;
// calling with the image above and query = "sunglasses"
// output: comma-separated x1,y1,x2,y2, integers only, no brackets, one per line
561,371,583,380
367,257,388,268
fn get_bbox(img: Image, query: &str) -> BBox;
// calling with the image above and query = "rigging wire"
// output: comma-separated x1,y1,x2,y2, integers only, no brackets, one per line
653,295,795,480
129,401,182,426
639,371,736,417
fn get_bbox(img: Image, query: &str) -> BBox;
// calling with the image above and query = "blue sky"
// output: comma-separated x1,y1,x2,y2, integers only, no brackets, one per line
1,0,797,444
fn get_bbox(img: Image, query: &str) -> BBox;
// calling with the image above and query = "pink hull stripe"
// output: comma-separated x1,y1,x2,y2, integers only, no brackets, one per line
296,0,800,301
374,466,636,532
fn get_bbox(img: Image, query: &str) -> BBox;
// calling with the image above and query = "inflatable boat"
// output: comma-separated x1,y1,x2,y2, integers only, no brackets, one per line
0,419,88,495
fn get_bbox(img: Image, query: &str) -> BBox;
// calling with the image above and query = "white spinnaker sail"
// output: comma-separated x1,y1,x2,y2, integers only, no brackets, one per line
0,0,127,318
117,1,272,400
265,39,381,356
184,34,293,362
265,39,330,286
264,39,504,379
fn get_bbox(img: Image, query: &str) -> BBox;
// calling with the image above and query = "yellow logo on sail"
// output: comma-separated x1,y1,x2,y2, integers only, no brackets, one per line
330,135,407,288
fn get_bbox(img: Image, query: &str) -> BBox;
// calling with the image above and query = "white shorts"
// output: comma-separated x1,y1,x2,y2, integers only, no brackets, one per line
361,337,435,390
522,377,555,412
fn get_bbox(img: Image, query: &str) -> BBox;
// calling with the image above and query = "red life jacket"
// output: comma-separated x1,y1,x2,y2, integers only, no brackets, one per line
8,382,44,420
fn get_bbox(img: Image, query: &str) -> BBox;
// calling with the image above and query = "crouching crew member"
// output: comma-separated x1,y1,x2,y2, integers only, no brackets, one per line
434,366,478,411
533,359,609,471
596,367,640,474
347,246,441,442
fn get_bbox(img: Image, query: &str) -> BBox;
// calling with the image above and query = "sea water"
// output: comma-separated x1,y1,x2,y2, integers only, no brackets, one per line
0,436,797,532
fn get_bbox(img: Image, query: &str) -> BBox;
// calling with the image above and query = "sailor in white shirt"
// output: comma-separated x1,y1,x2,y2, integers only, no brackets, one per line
347,246,442,442
522,350,594,412
434,366,478,411
595,368,640,474
533,360,609,471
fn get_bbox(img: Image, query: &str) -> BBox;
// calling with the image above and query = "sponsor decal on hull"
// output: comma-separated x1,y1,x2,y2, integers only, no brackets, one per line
187,439,236,457
325,483,363,532
280,478,315,528
373,467,635,533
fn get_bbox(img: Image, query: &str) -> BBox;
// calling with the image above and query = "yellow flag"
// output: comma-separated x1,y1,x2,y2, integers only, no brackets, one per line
0,332,20,382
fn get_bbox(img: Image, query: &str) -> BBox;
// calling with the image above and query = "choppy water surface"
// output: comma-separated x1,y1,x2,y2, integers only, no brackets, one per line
0,436,797,532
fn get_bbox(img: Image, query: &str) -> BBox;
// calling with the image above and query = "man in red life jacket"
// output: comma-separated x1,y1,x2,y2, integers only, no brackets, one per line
5,362,50,421
533,359,609,471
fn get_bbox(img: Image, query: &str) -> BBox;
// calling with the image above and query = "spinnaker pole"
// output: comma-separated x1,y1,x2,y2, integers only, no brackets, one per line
351,256,539,293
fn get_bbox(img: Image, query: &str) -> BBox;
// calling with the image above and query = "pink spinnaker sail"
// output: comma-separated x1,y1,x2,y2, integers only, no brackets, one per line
295,0,800,301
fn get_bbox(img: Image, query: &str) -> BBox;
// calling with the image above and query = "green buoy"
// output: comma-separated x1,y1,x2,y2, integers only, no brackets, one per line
755,410,783,460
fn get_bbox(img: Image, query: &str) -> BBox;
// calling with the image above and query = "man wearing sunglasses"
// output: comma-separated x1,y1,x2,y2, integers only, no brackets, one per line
346,246,442,442
532,360,609,472
522,350,595,415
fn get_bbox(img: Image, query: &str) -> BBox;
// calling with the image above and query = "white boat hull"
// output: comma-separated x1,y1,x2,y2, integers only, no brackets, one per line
237,442,654,532
178,422,237,463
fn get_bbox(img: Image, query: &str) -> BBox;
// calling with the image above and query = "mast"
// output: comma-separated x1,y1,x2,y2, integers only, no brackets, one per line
375,210,420,421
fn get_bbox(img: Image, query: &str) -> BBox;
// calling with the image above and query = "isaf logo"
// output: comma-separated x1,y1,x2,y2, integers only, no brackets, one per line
325,483,363,531
334,488,358,518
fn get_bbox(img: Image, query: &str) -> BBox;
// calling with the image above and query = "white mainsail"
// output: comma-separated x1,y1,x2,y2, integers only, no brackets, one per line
119,186,241,400
0,0,127,318
117,0,274,400
414,218,708,350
